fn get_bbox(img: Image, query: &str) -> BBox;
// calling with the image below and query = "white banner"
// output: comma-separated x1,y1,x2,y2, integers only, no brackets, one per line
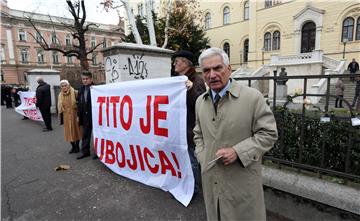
15,91,43,121
91,76,194,206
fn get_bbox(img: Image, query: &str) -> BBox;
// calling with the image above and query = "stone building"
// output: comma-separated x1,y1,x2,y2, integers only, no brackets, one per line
199,0,360,70
0,0,124,88
199,0,360,102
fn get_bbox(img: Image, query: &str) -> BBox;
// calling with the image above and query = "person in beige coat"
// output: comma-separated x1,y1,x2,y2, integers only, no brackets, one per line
58,80,82,154
335,78,345,108
193,48,278,221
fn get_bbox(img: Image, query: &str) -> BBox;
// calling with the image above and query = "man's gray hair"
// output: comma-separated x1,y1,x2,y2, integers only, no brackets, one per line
198,47,230,67
36,76,44,83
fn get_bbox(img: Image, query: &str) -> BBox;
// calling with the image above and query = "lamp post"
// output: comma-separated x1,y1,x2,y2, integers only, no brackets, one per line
261,47,265,65
342,38,348,59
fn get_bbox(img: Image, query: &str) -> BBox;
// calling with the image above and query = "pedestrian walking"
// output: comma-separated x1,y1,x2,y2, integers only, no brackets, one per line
348,58,359,82
352,76,360,108
58,80,82,154
335,78,345,108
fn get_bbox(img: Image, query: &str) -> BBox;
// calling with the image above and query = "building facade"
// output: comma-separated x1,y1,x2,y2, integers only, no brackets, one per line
0,1,124,87
199,0,360,71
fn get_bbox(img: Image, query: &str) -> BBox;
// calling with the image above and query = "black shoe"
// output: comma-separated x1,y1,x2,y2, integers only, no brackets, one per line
77,154,90,159
69,149,80,154
92,155,98,160
42,128,53,132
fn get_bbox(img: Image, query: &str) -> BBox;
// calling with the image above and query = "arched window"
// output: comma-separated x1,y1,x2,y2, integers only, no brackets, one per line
301,22,316,53
244,1,249,20
273,31,280,50
205,12,211,30
223,42,230,59
243,39,249,63
356,17,360,40
264,32,271,51
342,17,354,41
223,6,230,25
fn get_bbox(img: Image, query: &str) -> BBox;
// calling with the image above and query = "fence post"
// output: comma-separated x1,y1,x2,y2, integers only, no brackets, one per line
273,70,277,110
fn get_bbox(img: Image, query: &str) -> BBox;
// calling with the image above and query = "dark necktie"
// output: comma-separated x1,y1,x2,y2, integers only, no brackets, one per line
213,93,221,114
84,87,89,103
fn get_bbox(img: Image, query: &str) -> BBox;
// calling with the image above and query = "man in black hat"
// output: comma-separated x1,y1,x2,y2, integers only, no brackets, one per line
172,50,206,198
77,71,95,159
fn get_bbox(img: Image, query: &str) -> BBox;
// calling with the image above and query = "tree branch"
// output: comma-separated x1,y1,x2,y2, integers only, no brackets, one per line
86,41,105,55
80,0,86,25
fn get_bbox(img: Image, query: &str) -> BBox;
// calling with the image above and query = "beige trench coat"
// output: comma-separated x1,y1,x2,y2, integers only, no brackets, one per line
194,80,278,221
58,89,82,142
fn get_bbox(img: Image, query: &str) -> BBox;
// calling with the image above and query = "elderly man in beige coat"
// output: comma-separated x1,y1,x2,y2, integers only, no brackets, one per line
194,48,278,221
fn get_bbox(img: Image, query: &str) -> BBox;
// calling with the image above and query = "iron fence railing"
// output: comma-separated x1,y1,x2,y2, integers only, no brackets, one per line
234,72,360,183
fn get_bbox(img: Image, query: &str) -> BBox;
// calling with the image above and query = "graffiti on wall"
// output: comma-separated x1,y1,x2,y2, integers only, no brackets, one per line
105,53,149,83
105,57,120,83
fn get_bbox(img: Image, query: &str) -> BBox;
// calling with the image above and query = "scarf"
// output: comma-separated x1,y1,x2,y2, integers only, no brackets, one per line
58,86,77,115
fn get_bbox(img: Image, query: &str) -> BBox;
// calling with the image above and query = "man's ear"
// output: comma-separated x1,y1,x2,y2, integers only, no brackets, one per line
227,64,232,72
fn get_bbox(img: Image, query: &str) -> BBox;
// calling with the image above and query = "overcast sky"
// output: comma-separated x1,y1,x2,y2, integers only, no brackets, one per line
8,0,122,25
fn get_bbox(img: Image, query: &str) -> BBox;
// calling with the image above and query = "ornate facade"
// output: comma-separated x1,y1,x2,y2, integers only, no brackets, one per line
199,0,360,70
0,1,124,87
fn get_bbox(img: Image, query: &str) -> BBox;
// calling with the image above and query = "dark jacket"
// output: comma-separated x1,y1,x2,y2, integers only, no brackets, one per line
36,82,51,109
348,61,359,73
77,83,94,127
185,68,206,149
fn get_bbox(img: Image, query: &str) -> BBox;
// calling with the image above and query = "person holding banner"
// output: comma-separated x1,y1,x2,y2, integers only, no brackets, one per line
77,71,95,160
194,48,278,220
58,80,82,154
172,50,206,197
36,77,53,132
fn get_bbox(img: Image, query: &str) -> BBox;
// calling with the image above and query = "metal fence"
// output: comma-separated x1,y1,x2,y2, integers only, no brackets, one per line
234,72,360,183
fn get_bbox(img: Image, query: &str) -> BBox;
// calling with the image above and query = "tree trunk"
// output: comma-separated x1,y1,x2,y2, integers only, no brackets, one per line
145,0,156,46
121,0,143,45
162,0,172,48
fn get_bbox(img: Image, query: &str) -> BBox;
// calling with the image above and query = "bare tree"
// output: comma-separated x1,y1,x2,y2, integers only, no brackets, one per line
27,0,104,71
102,0,163,46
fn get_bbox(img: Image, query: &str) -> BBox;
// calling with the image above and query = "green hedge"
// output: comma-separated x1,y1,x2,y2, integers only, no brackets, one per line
268,108,360,179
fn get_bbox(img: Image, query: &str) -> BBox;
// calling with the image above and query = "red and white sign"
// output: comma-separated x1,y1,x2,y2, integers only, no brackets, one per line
91,76,194,206
15,91,43,121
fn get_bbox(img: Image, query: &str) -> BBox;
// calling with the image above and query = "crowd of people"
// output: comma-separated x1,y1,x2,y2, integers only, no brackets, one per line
4,48,360,220
1,84,29,108
5,48,284,221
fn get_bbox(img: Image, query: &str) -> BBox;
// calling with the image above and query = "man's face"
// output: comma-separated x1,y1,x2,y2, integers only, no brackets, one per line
82,75,93,86
201,55,231,92
174,57,190,75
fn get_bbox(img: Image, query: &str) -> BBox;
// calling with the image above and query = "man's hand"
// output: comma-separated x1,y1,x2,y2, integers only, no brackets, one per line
185,80,193,90
216,147,238,166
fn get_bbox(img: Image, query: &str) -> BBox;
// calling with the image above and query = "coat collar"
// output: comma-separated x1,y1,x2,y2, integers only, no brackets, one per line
203,78,241,100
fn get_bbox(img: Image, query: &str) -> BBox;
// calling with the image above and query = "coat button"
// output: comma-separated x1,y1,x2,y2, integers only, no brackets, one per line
214,182,217,184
